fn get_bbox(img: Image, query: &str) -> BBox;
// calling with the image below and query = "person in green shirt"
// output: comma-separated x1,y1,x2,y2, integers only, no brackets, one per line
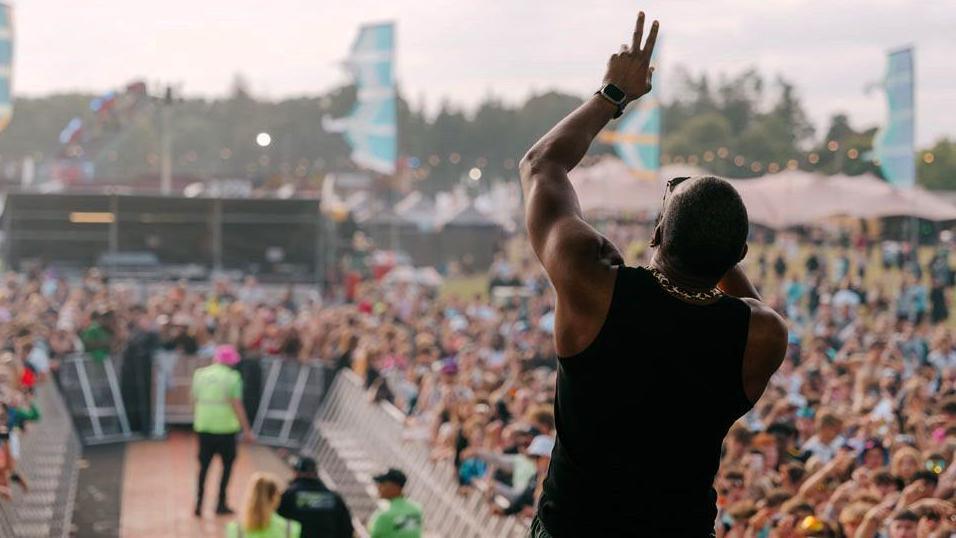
192,345,254,517
80,309,115,362
226,473,301,538
368,468,423,538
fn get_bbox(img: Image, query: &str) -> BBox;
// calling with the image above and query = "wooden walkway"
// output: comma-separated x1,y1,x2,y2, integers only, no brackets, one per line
119,430,291,538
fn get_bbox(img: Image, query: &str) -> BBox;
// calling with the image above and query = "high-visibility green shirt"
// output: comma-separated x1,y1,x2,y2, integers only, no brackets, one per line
225,514,301,538
192,363,242,434
368,497,423,538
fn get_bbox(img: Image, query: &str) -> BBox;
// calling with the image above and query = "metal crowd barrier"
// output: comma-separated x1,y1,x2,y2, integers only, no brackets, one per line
304,370,529,538
152,352,207,437
252,357,326,448
0,382,82,537
58,354,135,445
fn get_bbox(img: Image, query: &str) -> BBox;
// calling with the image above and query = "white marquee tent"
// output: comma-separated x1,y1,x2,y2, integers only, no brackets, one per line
568,157,956,228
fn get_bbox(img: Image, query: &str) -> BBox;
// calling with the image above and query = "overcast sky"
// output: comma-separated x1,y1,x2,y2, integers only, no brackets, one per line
12,0,955,146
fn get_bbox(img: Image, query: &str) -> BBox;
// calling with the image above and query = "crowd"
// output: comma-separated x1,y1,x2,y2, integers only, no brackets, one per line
336,226,956,537
2,219,956,536
0,276,47,501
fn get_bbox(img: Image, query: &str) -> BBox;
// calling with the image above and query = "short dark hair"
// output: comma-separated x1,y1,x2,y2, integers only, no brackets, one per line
874,471,904,491
659,176,749,278
782,463,806,485
892,509,919,523
911,470,939,487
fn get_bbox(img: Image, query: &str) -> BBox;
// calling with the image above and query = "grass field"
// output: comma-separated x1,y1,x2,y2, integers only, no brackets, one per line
440,273,489,300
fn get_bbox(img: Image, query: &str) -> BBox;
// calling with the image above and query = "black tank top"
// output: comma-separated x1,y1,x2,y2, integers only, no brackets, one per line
538,266,753,537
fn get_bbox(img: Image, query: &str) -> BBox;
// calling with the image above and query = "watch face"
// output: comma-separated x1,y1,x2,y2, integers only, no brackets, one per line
603,84,626,103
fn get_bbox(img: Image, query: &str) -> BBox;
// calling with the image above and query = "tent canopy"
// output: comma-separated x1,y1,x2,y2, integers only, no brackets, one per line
568,157,956,228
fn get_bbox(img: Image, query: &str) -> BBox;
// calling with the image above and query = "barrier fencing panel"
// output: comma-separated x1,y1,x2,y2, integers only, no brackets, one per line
152,352,206,438
57,354,135,445
0,382,82,537
307,371,528,538
252,357,326,447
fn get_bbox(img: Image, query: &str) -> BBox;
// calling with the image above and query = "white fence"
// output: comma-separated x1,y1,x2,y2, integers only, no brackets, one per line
306,370,529,538
0,382,81,537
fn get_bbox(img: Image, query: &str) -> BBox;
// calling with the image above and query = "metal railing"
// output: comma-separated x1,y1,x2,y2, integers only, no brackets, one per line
253,357,327,447
152,352,205,436
305,370,529,538
57,354,135,444
0,381,82,537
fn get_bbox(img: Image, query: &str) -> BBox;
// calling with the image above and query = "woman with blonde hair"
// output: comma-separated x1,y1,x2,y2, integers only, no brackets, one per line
891,446,922,483
226,473,301,538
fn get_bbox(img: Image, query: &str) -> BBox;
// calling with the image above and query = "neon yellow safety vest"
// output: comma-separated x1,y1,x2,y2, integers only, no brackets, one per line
192,363,242,434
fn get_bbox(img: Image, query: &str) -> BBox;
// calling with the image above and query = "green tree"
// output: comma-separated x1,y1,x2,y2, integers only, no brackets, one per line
918,139,956,190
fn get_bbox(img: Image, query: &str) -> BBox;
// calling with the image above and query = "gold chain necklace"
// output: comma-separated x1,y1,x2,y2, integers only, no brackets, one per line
645,266,723,304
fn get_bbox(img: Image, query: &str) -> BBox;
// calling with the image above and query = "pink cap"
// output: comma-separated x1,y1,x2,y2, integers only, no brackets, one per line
214,344,241,366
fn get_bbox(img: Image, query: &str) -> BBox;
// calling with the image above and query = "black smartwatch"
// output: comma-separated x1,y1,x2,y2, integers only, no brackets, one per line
595,83,627,118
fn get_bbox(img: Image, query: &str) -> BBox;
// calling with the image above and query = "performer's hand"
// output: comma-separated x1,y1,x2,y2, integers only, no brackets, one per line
603,12,659,103
242,430,255,443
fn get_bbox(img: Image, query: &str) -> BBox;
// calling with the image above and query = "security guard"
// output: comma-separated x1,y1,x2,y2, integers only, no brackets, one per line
193,344,254,516
277,456,354,538
368,468,423,538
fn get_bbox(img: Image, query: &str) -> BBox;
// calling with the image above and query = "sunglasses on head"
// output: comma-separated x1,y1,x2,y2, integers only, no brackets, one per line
662,176,691,204
651,177,692,246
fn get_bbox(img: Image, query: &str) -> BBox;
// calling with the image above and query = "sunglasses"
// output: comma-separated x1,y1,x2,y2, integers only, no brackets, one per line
655,177,691,223
651,177,692,245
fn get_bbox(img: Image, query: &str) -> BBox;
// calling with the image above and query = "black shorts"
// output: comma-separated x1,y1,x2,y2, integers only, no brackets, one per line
198,432,237,462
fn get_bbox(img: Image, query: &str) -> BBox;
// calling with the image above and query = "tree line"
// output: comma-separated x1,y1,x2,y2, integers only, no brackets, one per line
0,69,951,192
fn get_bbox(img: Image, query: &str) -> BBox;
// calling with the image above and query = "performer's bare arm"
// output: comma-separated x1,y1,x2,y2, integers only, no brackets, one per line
716,264,787,403
521,12,658,357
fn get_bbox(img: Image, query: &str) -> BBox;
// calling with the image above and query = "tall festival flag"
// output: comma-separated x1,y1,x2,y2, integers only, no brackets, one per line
873,47,915,189
598,41,661,181
0,3,13,133
325,22,397,175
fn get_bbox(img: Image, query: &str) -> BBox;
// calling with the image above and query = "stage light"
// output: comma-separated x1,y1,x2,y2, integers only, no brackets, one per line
847,148,859,160
787,159,799,170
469,167,482,181
827,140,839,152
256,132,272,147
449,153,461,164
924,152,935,164
734,156,745,167
703,151,715,162
717,147,729,159
808,153,820,164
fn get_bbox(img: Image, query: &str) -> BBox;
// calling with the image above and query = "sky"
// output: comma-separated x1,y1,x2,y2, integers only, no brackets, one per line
11,0,956,146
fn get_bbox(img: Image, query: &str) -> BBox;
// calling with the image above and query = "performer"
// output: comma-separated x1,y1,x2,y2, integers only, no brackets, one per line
520,12,788,537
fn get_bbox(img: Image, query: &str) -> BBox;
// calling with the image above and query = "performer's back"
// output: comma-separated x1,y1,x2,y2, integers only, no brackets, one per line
519,13,786,536
538,266,754,537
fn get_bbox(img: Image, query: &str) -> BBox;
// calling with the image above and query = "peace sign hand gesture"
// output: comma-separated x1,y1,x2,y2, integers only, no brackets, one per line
604,11,659,103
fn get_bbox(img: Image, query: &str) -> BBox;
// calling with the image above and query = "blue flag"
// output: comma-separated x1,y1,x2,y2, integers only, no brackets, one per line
0,3,13,133
325,22,397,175
873,48,915,188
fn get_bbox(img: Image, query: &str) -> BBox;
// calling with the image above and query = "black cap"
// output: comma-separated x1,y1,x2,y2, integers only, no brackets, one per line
372,468,407,487
294,456,317,474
